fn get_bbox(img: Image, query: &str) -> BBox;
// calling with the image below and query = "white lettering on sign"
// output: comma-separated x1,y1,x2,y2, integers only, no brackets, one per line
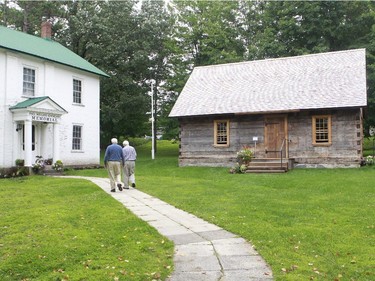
30,112,57,123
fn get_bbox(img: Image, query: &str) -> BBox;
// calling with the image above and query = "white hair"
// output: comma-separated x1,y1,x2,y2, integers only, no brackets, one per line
123,140,129,146
111,138,118,144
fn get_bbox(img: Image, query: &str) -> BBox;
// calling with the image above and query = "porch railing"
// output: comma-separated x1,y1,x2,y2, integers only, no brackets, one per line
265,138,288,169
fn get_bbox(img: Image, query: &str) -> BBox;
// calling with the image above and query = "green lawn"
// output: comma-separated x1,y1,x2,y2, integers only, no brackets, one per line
0,176,174,281
1,140,374,280
134,142,374,281
363,137,375,156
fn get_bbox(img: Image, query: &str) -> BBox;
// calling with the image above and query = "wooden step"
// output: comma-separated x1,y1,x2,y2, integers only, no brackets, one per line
245,169,287,173
244,158,289,173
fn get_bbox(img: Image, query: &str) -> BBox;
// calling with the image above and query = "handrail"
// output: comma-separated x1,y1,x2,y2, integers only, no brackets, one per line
265,138,288,169
279,138,286,168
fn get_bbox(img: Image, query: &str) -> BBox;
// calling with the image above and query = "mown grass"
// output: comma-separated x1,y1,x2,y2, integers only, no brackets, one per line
363,137,375,156
73,140,374,280
0,176,174,281
2,141,374,280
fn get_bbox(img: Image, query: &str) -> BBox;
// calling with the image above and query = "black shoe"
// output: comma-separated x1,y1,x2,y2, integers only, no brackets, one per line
131,183,136,188
110,189,116,192
117,183,123,191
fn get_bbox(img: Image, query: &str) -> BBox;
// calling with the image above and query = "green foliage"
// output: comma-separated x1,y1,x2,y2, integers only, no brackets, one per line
0,176,174,280
3,1,375,141
236,146,254,164
52,160,64,172
229,163,247,174
15,159,24,167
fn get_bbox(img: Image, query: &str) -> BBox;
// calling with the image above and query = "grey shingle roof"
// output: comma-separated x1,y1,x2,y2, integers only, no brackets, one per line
169,49,367,117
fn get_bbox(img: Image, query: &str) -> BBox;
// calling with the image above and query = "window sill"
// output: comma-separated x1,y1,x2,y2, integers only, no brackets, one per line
72,103,85,107
71,150,84,153
213,144,230,148
312,143,332,147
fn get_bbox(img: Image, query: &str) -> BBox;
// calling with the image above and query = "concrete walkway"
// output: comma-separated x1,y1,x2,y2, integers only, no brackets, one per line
62,176,273,281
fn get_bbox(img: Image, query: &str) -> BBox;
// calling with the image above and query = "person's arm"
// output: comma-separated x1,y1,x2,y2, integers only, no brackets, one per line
104,147,109,167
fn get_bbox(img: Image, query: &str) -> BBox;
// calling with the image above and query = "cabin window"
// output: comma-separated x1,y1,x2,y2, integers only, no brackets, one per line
214,120,230,147
23,67,35,96
312,115,331,145
73,79,82,104
72,125,82,150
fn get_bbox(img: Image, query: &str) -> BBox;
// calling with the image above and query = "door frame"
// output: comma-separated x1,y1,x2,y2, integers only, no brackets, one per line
264,115,288,158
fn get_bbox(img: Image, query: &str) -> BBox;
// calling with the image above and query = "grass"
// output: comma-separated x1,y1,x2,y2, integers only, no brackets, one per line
0,176,174,281
2,140,374,280
363,137,375,156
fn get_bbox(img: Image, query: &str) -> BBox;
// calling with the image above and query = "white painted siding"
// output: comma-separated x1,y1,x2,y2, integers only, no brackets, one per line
0,49,101,168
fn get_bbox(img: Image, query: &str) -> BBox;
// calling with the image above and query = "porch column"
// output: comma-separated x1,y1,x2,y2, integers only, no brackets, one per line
53,122,60,162
24,119,33,167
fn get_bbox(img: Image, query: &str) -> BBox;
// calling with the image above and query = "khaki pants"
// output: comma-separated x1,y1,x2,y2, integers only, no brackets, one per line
107,161,122,190
123,160,135,188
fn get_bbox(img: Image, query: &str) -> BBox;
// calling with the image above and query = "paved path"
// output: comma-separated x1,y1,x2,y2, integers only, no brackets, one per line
62,176,273,281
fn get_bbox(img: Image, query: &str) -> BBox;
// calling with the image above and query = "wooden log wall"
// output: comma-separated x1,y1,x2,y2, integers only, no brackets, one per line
178,108,363,168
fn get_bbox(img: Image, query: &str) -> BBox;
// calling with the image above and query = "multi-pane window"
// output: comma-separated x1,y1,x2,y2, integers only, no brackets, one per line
72,125,82,150
312,115,331,145
73,79,82,104
23,67,35,96
214,120,230,146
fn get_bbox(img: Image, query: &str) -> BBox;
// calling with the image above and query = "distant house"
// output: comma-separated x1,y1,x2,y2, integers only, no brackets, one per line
0,23,109,169
169,49,367,168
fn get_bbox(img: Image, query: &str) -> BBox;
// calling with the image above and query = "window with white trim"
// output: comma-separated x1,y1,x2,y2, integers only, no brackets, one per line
23,67,35,96
73,79,82,104
72,125,82,150
312,115,331,145
214,120,230,146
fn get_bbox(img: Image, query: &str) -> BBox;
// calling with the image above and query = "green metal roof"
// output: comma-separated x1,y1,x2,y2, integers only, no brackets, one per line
0,26,109,77
9,96,49,109
9,96,67,113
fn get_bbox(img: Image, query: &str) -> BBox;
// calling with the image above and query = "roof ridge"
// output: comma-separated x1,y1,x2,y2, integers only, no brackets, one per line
194,48,365,70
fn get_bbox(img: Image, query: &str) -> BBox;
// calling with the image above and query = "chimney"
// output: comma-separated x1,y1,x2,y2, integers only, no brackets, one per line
41,21,52,39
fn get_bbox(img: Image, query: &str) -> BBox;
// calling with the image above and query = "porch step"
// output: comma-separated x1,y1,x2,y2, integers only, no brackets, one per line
245,158,289,173
245,169,286,173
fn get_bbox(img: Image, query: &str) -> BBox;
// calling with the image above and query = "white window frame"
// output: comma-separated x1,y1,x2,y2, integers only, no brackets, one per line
23,67,36,96
72,125,83,151
73,78,82,104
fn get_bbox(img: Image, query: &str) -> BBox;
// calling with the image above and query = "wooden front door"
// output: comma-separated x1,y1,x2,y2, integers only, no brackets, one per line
265,116,287,158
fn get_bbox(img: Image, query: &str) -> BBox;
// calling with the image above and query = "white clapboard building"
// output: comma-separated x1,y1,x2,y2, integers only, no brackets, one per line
0,23,108,169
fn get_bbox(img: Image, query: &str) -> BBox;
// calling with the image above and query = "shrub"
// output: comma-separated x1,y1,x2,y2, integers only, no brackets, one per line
365,155,374,166
229,163,247,174
236,146,254,164
52,160,64,172
32,163,45,174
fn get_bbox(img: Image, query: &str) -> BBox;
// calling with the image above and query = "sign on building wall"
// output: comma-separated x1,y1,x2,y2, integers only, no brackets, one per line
30,112,58,123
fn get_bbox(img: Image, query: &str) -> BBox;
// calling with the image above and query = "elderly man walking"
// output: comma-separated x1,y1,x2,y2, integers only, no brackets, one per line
122,140,137,189
104,138,124,192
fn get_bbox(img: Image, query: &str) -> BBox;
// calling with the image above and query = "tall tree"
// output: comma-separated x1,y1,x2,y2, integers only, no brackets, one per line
173,0,245,67
137,0,176,151
0,0,62,34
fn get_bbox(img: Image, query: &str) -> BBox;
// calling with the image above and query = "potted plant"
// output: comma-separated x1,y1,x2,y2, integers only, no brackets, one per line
15,159,24,167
